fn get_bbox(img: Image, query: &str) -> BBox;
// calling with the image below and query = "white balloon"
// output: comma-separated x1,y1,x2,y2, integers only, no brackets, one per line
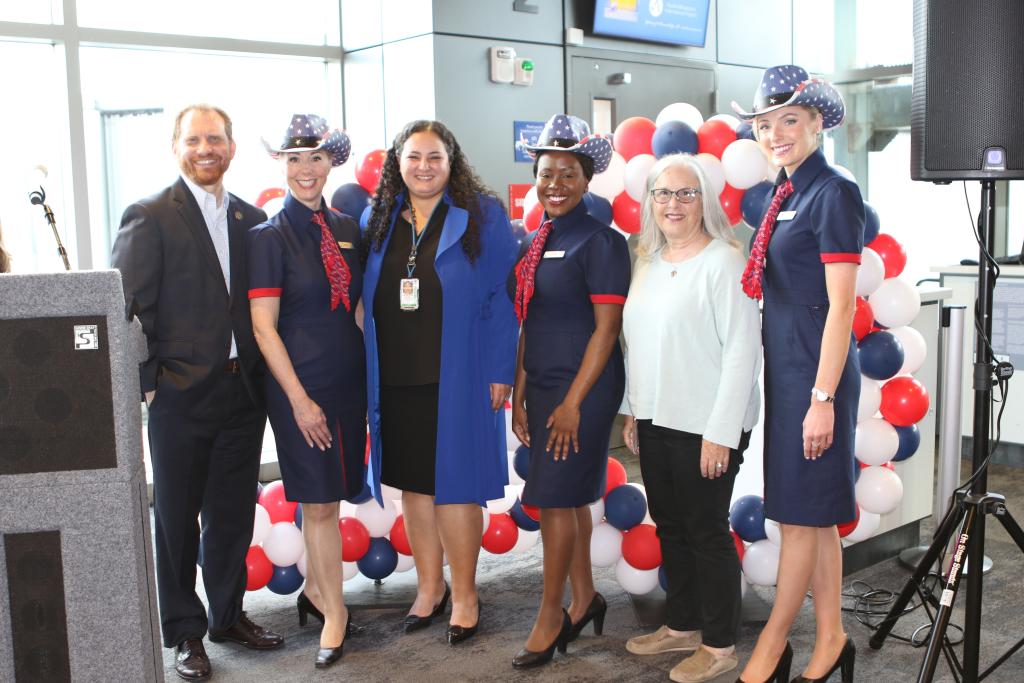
855,466,904,514
521,186,539,218
252,504,271,547
339,501,357,519
708,113,742,131
741,539,781,586
507,449,525,486
624,154,657,202
394,553,416,573
855,418,899,466
589,497,605,526
832,164,857,183
392,499,403,517
380,484,404,501
343,561,359,581
845,510,881,543
889,326,927,375
615,557,661,595
656,102,704,132
764,519,781,546
858,377,882,420
510,529,540,554
263,522,304,566
482,507,491,535
721,139,771,189
588,152,627,200
261,196,285,218
870,278,921,328
355,498,398,538
590,522,624,567
695,153,727,196
505,405,521,450
297,552,307,577
857,248,885,297
486,484,520,515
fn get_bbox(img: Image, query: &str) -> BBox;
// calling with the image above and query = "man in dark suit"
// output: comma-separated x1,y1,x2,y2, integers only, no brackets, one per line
112,104,283,680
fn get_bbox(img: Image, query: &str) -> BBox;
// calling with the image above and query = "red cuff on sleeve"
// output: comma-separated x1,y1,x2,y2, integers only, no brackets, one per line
248,287,283,299
590,294,627,305
820,253,862,264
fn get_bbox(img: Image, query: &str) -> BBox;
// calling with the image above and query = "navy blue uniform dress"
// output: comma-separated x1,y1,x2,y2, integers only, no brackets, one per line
517,201,631,508
759,148,865,526
247,194,367,503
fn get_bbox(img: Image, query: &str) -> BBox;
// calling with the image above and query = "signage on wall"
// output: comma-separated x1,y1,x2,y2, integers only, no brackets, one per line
508,184,533,220
514,120,545,163
592,0,710,47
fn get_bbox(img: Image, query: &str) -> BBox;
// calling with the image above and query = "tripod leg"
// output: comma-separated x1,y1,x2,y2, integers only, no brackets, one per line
869,499,965,649
994,505,1024,552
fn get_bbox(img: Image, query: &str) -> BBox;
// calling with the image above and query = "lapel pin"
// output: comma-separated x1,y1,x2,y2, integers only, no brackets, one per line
234,210,243,221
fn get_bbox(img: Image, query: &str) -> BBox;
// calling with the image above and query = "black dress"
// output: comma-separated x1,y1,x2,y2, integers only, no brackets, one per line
373,203,447,495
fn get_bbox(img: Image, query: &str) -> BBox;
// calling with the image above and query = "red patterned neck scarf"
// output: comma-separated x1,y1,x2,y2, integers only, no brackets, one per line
741,179,794,300
312,211,351,312
513,220,554,322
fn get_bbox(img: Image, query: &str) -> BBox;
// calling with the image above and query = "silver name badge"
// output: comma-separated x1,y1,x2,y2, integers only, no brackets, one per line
543,250,566,259
777,211,797,221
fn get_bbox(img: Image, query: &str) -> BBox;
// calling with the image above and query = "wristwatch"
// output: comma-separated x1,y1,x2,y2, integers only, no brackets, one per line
811,387,835,403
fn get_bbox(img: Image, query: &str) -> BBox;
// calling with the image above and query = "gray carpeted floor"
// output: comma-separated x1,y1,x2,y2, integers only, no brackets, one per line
160,456,1024,682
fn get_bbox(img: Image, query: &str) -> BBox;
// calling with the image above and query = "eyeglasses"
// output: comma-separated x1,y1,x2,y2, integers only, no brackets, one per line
651,187,701,204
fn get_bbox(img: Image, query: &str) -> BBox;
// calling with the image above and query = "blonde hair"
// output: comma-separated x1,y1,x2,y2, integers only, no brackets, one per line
636,154,738,260
0,220,11,273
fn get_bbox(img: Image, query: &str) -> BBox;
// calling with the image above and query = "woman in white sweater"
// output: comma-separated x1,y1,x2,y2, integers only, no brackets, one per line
621,153,762,683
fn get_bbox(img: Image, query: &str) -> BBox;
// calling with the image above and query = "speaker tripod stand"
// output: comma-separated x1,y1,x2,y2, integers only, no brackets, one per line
868,180,1019,682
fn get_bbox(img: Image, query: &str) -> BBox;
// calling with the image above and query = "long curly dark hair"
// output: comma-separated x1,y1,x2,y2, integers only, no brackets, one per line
366,120,501,263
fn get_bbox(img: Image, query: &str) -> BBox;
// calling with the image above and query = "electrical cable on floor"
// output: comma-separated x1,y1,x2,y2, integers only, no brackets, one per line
841,575,965,648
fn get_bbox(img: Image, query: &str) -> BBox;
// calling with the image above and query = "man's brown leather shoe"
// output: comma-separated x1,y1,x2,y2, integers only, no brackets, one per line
208,612,284,650
175,639,211,680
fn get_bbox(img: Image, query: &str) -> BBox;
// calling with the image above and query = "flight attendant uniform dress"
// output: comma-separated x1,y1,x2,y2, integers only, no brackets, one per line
759,148,865,526
518,201,631,508
247,194,367,503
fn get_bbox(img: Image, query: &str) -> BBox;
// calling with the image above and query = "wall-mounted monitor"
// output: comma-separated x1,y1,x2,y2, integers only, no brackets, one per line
592,0,710,47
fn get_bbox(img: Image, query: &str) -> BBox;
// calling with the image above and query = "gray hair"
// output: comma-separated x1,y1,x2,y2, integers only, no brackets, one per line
636,154,738,259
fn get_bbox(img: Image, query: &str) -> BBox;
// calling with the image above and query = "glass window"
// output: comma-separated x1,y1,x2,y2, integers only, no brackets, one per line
793,0,835,74
79,46,341,266
0,41,73,273
0,2,59,24
76,0,340,46
854,0,913,68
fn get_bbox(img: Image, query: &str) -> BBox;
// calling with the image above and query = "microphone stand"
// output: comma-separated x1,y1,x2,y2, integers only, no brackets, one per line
28,185,71,271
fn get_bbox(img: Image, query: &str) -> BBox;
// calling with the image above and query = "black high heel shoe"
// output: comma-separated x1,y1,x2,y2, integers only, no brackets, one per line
512,609,572,669
446,600,481,645
403,582,450,633
297,592,324,627
790,637,855,683
314,611,351,669
567,592,606,643
737,642,793,683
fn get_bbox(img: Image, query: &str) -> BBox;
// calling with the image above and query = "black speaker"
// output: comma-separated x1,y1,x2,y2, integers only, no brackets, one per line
911,0,1024,181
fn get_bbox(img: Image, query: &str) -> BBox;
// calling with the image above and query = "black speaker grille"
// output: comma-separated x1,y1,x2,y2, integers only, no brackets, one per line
912,0,1024,180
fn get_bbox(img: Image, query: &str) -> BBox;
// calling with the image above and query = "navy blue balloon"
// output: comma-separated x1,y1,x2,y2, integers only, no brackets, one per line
857,331,905,381
267,563,304,595
513,445,531,482
863,201,880,244
583,192,613,226
510,218,527,238
735,121,755,141
357,537,399,580
294,503,303,529
729,495,767,543
658,565,668,592
359,204,373,230
604,485,647,531
893,424,921,462
740,181,772,226
349,483,372,505
331,182,371,221
651,121,698,158
509,499,540,532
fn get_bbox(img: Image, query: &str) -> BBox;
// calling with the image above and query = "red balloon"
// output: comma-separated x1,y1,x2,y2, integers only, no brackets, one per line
524,201,544,232
731,531,745,562
867,234,907,279
245,546,273,591
853,296,874,341
621,523,662,570
605,457,628,497
521,502,541,521
880,376,930,426
612,116,656,160
697,120,737,159
837,506,861,538
365,430,371,465
258,481,297,524
355,149,387,194
254,187,285,209
481,513,519,554
389,515,412,555
339,516,371,562
719,184,744,226
612,192,641,233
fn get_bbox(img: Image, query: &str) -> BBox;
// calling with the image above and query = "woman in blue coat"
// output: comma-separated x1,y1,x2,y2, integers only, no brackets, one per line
363,120,519,645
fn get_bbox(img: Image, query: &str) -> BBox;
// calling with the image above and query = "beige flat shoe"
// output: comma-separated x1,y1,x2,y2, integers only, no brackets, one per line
669,648,738,683
626,625,701,655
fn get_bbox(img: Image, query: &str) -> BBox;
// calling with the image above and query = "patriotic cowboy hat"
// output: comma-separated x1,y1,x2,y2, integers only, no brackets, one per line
519,114,614,174
262,114,351,167
731,64,846,130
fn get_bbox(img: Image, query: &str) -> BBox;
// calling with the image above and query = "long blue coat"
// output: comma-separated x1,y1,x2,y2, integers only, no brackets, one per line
364,192,519,505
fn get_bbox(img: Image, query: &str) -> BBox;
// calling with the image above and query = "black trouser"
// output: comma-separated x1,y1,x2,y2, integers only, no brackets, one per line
636,421,750,648
148,372,265,647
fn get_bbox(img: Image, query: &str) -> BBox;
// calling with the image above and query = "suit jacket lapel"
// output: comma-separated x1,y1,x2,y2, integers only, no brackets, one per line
227,194,249,303
436,193,467,262
172,177,226,287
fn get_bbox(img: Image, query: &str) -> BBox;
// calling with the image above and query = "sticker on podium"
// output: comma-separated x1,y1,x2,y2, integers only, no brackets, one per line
74,324,99,350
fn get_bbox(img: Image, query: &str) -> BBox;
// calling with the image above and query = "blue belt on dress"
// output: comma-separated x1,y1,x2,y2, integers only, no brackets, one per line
762,287,829,306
